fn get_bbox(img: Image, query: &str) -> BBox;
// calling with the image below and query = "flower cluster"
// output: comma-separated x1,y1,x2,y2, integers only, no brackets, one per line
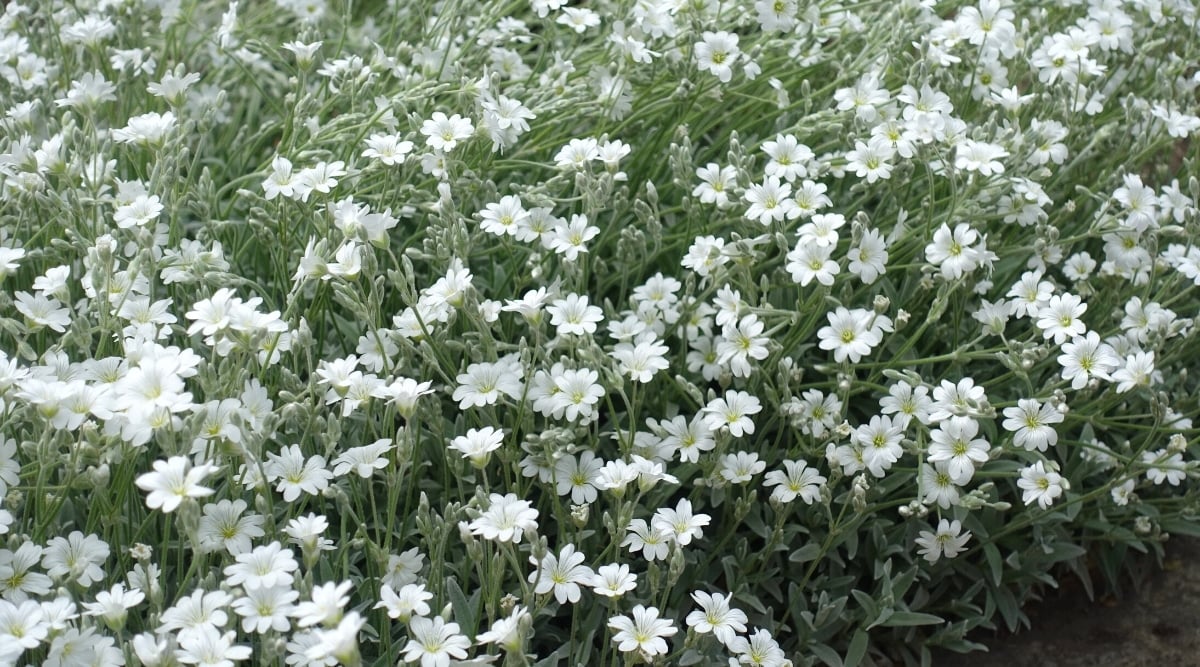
0,0,1197,665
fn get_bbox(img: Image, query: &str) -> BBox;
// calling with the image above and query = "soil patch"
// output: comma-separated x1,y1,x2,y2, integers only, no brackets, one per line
932,537,1200,667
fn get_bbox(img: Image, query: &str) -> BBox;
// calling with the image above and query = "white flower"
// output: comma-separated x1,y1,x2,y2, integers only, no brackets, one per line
553,137,599,169
927,417,989,485
844,227,892,283
0,599,47,649
421,112,474,152
479,195,528,237
448,427,505,468
920,461,962,509
233,584,297,634
529,544,594,604
1035,293,1088,344
264,444,333,503
475,604,530,652
719,451,766,484
728,628,787,666
135,456,218,513
652,498,710,546
158,588,233,635
591,563,638,598
954,139,1008,175
1113,351,1159,393
744,175,797,224
114,193,163,228
453,360,524,409
14,291,71,332
262,155,296,200
764,459,826,504
175,625,251,666
880,380,932,426
375,583,432,622
223,541,298,590
845,138,895,183
685,591,747,648
1018,461,1068,509
547,214,600,261
402,616,470,667
1001,399,1063,452
694,31,740,83
470,493,539,543
620,519,672,561
763,134,813,182
607,605,676,656
197,499,264,555
1143,450,1186,486
362,133,414,166
112,111,176,144
1057,331,1120,390
547,293,604,336
925,223,981,280
332,438,393,478
611,334,671,383
554,450,603,504
915,519,972,563
786,242,839,287
928,378,988,423
702,390,762,437
693,163,738,209
816,307,881,364
853,415,906,478
292,581,352,628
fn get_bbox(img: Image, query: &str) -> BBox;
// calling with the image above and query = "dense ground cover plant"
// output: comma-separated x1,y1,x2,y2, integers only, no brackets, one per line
0,0,1198,664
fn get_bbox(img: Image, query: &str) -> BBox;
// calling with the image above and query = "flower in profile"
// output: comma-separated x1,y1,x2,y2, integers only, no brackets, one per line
448,427,505,468
112,111,176,144
607,604,676,657
135,456,218,513
915,518,971,563
476,604,530,653
362,133,414,166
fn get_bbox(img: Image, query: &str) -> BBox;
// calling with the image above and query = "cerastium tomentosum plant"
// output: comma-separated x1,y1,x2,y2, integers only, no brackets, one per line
0,0,1198,665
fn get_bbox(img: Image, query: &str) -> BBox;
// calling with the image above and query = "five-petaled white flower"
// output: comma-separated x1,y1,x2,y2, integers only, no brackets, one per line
607,604,677,657
136,456,218,513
